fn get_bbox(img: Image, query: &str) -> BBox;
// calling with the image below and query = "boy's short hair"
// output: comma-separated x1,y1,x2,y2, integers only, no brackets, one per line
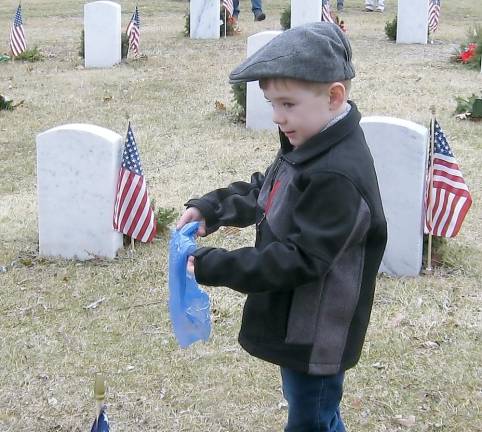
230,22,355,85
259,78,352,98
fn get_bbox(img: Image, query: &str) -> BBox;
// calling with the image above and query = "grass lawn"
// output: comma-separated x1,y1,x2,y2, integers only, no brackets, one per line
0,0,481,430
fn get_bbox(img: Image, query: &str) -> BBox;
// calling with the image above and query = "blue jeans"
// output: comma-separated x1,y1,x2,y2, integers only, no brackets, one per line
281,368,346,432
233,0,263,17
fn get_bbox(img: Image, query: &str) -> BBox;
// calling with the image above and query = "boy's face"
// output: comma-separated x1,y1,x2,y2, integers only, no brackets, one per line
262,79,333,148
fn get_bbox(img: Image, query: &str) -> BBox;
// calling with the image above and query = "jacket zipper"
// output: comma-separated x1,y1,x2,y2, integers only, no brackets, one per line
257,157,284,230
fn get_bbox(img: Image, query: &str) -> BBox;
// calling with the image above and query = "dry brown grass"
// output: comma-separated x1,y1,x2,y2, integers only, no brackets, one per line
1,0,481,431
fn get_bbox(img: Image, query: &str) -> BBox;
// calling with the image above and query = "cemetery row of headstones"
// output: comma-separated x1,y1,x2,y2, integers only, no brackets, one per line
35,0,446,277
7,1,130,67
36,117,428,277
26,0,436,67
191,0,431,44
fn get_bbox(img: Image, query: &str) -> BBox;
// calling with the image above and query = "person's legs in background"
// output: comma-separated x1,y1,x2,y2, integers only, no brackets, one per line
281,367,346,432
337,0,344,12
232,0,240,18
233,0,239,21
365,0,375,11
251,0,266,21
230,0,240,31
365,0,384,12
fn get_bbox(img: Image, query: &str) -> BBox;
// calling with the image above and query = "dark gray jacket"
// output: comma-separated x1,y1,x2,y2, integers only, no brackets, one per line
189,102,387,375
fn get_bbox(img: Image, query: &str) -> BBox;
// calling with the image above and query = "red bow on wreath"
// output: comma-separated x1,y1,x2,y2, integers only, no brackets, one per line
459,43,477,63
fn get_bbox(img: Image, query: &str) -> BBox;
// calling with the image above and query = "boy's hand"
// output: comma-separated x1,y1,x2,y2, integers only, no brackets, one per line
186,256,195,276
176,207,207,237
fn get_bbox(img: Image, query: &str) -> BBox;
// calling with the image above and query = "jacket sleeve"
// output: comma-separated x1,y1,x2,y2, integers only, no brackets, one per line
185,171,266,234
192,172,371,293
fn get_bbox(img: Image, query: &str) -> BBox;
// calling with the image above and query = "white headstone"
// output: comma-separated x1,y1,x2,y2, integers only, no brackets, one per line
36,124,124,260
84,1,121,68
291,0,321,28
396,0,429,44
190,0,220,39
246,31,282,131
360,117,428,277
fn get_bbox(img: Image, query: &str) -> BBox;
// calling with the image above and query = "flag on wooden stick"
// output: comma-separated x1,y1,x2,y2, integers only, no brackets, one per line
9,4,27,57
91,374,110,432
113,123,157,242
90,405,110,432
425,120,472,238
126,6,140,55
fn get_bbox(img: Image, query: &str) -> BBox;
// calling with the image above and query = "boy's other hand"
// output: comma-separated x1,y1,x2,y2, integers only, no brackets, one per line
187,255,195,276
176,207,207,237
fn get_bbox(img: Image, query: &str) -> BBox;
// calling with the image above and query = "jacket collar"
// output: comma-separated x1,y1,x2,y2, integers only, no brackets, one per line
279,101,361,165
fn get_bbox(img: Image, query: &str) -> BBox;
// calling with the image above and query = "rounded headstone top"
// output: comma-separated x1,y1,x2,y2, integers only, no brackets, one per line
37,123,123,144
360,116,427,137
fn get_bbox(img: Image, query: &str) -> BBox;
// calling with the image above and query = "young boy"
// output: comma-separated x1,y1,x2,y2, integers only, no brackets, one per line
177,22,387,431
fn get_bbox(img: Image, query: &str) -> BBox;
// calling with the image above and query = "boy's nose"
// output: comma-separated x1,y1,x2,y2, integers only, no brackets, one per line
272,108,285,125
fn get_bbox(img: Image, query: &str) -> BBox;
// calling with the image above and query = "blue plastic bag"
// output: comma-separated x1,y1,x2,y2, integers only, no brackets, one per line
168,222,211,348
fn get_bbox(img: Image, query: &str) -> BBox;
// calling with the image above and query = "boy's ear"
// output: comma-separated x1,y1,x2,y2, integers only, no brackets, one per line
328,82,346,111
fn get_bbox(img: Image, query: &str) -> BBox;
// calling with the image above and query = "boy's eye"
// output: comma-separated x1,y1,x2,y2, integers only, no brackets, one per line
283,102,294,108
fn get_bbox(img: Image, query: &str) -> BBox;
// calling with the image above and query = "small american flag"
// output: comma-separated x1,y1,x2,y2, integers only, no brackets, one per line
322,0,335,24
90,405,110,432
223,0,234,17
126,6,140,55
113,124,157,242
428,0,441,33
425,120,472,238
9,4,27,57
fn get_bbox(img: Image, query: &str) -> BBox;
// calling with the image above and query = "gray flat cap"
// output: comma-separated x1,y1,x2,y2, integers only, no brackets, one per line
229,22,355,84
